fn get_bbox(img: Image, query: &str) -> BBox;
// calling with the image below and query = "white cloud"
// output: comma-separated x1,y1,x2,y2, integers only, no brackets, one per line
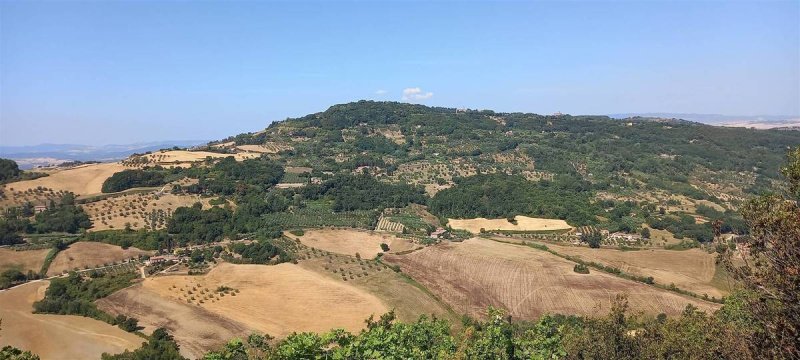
375,89,388,95
401,87,433,101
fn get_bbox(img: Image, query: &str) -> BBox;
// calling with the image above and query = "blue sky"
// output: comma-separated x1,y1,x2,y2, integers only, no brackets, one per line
1,1,798,146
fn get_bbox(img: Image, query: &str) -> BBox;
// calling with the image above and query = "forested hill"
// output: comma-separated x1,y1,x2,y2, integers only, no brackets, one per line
219,101,799,194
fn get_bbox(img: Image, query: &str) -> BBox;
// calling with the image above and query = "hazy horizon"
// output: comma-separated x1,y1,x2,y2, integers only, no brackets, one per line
1,1,798,146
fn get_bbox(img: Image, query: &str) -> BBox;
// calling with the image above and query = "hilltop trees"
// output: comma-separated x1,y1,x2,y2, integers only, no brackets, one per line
0,158,21,182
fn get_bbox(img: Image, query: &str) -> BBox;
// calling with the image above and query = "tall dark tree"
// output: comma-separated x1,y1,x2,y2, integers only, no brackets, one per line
719,147,800,358
0,158,21,182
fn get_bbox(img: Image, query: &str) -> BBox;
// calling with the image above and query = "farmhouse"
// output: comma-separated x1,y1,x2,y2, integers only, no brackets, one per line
430,228,448,239
146,254,180,265
608,232,642,243
33,205,47,213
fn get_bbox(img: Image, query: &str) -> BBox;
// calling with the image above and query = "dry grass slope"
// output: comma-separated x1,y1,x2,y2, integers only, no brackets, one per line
383,238,719,321
2,162,127,196
46,242,152,276
537,242,726,298
97,283,250,359
0,248,50,273
448,216,572,234
0,281,143,359
291,229,417,258
99,262,388,357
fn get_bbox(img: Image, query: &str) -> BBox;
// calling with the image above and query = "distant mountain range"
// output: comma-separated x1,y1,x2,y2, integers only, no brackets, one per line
609,113,800,129
0,140,208,169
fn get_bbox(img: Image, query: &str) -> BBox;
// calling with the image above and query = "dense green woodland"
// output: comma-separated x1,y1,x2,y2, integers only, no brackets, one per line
247,101,799,185
430,173,597,225
301,174,426,212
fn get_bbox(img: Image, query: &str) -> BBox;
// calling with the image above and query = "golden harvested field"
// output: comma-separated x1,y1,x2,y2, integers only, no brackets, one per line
275,183,305,189
531,242,726,299
212,141,236,148
448,215,573,234
83,192,212,231
284,166,312,173
46,242,152,276
0,281,143,359
0,248,50,273
96,283,250,359
290,229,417,258
645,226,684,246
124,263,387,338
297,254,457,324
2,162,126,196
236,144,292,153
123,150,259,168
141,150,258,162
383,238,719,320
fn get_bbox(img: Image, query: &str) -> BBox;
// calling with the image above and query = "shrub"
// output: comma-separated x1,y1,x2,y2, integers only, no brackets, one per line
573,264,590,274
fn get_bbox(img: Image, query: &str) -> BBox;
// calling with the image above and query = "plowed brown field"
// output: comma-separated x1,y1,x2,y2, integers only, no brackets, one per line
96,283,250,359
531,241,727,298
383,238,719,320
